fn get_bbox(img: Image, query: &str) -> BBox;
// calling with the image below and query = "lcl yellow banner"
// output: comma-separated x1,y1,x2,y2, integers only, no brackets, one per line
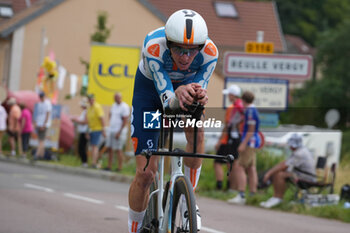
88,44,140,106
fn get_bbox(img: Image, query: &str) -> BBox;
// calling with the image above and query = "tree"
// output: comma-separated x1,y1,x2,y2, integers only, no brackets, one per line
274,0,350,46
79,11,112,96
90,11,112,43
281,19,350,128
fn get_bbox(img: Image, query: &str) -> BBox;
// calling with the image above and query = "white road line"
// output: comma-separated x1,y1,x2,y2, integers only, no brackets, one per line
24,183,54,193
63,193,104,204
115,205,129,212
201,226,226,233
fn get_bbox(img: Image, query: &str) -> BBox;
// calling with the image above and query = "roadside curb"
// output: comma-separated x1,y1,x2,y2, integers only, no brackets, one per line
0,154,134,184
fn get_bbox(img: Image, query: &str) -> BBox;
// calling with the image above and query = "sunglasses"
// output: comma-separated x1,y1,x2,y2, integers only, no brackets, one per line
171,46,200,56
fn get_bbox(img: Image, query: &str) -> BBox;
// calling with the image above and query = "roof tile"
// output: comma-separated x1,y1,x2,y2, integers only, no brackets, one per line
146,0,285,52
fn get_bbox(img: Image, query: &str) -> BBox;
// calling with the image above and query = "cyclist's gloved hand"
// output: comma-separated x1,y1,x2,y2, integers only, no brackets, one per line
184,102,204,120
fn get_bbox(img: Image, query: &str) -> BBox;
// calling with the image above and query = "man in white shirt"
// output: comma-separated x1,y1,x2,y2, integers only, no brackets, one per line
260,134,316,208
104,92,129,171
33,92,52,159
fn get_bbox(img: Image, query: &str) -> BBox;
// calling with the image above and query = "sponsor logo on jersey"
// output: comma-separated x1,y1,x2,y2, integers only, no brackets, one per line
147,44,160,57
204,42,217,56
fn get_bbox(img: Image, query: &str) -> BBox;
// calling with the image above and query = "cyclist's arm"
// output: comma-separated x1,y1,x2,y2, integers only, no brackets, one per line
191,41,218,105
146,57,176,106
192,41,218,89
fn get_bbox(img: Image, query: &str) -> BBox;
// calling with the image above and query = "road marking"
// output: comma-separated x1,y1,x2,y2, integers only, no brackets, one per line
63,193,104,204
24,183,54,193
115,205,129,212
201,226,226,233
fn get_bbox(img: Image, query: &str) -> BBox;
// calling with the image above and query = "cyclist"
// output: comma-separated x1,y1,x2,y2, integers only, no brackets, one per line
128,9,218,233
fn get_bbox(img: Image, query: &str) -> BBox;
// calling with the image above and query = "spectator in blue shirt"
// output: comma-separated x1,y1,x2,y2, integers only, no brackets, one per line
228,91,260,204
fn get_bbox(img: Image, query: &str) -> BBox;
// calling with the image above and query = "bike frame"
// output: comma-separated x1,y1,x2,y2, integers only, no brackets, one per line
147,153,184,232
143,107,234,233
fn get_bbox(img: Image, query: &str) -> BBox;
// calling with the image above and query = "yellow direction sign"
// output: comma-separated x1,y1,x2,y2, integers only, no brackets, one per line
245,41,274,54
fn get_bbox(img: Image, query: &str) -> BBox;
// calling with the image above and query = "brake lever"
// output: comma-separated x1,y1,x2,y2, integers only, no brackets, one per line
143,151,152,171
226,154,235,176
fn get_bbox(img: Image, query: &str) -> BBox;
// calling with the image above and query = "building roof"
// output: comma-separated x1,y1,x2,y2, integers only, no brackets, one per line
140,0,286,52
285,34,316,57
0,0,65,38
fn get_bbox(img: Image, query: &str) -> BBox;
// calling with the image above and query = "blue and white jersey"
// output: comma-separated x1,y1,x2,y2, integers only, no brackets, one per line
241,104,261,148
138,27,218,105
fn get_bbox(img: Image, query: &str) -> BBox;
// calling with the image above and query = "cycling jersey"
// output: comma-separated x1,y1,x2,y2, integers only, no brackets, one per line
138,27,218,107
241,104,261,148
131,27,218,155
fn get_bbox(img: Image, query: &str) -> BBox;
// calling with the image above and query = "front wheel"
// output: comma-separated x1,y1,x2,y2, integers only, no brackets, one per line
141,174,158,233
171,176,197,233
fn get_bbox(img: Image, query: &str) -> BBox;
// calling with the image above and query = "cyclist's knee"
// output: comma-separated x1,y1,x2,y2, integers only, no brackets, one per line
185,128,204,144
134,168,156,189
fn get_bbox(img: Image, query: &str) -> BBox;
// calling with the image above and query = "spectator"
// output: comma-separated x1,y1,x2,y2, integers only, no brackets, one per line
104,92,130,172
228,91,261,204
19,103,33,158
260,134,316,208
0,104,7,155
86,94,105,168
214,85,244,191
7,97,21,157
72,97,89,167
33,92,52,159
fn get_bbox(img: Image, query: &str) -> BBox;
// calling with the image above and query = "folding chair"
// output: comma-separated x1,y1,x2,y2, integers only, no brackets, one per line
293,156,336,200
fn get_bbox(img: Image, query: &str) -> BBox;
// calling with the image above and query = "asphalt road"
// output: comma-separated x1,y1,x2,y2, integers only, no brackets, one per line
0,161,349,233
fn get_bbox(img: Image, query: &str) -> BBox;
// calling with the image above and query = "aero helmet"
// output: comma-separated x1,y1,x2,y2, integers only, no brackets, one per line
165,9,208,45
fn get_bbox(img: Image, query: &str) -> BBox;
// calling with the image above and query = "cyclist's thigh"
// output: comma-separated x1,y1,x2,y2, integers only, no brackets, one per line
131,68,163,155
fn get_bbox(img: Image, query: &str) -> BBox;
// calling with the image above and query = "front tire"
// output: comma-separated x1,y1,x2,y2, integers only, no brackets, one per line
141,174,158,233
171,176,197,233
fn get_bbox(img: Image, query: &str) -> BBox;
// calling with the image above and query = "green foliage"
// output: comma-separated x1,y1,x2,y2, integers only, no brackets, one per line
317,19,350,88
274,0,350,46
340,130,350,162
281,18,350,128
79,11,112,94
90,11,112,43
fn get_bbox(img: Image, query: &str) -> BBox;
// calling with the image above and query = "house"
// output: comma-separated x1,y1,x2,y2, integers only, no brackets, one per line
0,0,285,114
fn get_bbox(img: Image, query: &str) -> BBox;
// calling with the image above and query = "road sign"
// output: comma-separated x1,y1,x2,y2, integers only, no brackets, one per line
245,41,274,54
260,113,279,128
224,77,289,110
224,52,313,80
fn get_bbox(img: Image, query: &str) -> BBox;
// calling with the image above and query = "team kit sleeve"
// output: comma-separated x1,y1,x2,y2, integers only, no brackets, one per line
143,36,175,106
192,40,219,89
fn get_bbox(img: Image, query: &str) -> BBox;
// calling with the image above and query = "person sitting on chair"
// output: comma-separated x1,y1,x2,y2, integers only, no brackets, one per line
260,133,316,208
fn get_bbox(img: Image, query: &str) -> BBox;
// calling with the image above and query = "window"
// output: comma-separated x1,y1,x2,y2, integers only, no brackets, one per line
0,6,13,18
214,1,238,18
